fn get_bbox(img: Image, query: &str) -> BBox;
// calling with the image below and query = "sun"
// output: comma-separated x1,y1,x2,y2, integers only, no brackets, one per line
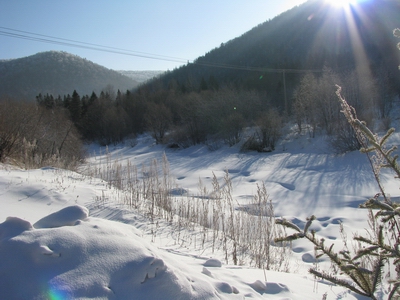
325,0,357,7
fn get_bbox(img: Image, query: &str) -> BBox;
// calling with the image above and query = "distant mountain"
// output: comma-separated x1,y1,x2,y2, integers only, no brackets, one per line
145,0,400,106
0,51,139,100
117,70,165,83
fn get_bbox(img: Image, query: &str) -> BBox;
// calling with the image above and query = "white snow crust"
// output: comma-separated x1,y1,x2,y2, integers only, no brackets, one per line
2,130,400,299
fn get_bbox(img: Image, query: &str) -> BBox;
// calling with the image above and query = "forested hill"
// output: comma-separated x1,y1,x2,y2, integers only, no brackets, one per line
0,51,139,100
143,0,400,108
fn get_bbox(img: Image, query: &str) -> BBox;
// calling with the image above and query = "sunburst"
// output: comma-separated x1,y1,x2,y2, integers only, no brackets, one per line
325,0,357,7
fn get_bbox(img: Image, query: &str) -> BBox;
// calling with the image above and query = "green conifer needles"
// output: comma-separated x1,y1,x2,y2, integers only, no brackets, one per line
275,87,400,299
275,215,390,299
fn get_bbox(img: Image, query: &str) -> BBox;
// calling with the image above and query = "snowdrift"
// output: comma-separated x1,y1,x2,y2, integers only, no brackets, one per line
0,205,218,299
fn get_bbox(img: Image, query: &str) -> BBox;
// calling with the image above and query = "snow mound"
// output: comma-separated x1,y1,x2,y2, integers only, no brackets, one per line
33,205,89,228
0,207,219,299
249,280,290,295
214,281,239,294
204,258,222,267
0,216,33,240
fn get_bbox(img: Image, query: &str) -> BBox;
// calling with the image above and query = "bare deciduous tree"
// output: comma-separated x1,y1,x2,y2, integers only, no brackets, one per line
145,102,173,144
0,97,83,169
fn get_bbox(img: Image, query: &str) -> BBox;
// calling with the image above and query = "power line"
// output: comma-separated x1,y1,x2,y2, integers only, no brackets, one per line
0,26,324,74
193,59,323,74
0,26,188,64
0,26,334,112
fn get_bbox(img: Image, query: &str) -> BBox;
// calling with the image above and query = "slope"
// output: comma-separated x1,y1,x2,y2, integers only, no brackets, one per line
0,51,139,100
3,129,398,298
146,0,400,106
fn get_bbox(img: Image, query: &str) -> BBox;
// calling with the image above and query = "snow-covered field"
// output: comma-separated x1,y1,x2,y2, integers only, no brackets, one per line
1,130,399,299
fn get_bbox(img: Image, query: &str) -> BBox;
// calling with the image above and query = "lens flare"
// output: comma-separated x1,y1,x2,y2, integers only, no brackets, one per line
325,0,357,7
48,286,69,300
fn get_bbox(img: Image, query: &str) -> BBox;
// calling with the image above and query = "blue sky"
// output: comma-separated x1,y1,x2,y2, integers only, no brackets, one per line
0,0,307,70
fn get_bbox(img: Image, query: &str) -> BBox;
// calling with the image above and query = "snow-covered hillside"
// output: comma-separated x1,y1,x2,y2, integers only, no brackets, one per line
1,130,399,299
117,70,164,83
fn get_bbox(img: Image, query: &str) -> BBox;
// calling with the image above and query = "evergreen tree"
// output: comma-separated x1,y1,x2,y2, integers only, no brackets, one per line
36,93,55,109
63,94,72,110
69,90,81,124
199,77,208,91
89,91,98,105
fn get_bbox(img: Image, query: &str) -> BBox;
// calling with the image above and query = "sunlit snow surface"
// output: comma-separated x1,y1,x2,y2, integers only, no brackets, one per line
0,206,218,299
2,130,400,299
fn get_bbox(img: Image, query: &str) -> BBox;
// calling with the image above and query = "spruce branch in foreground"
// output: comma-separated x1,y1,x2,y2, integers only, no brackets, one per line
276,216,383,299
276,87,400,299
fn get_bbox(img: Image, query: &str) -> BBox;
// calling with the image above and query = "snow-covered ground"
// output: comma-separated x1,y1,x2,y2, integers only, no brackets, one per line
1,129,399,299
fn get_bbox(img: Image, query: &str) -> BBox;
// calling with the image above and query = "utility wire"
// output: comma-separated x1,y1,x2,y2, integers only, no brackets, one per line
0,26,323,74
0,26,188,63
192,59,323,73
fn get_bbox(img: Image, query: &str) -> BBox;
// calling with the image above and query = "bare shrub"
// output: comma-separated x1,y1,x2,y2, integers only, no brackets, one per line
145,102,172,144
292,72,318,136
240,134,260,152
256,109,283,151
0,98,83,169
84,154,290,271
329,118,361,154
219,113,245,146
0,99,37,162
242,109,282,152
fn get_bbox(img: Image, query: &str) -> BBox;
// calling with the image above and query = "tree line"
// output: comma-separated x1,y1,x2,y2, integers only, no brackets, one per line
0,63,397,169
37,64,397,152
35,84,282,151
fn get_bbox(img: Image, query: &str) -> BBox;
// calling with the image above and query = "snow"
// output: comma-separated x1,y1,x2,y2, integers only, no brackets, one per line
1,130,399,299
33,205,89,228
1,215,219,299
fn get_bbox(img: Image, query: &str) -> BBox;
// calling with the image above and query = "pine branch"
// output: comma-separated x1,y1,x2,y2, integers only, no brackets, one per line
316,240,341,266
353,246,380,260
275,218,301,232
386,146,398,157
276,212,387,299
339,249,351,261
309,269,372,298
361,198,394,211
277,87,400,296
379,128,395,147
274,233,304,243
360,146,376,153
304,215,316,234
354,235,377,246
336,86,390,202
371,257,385,296
388,280,400,300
